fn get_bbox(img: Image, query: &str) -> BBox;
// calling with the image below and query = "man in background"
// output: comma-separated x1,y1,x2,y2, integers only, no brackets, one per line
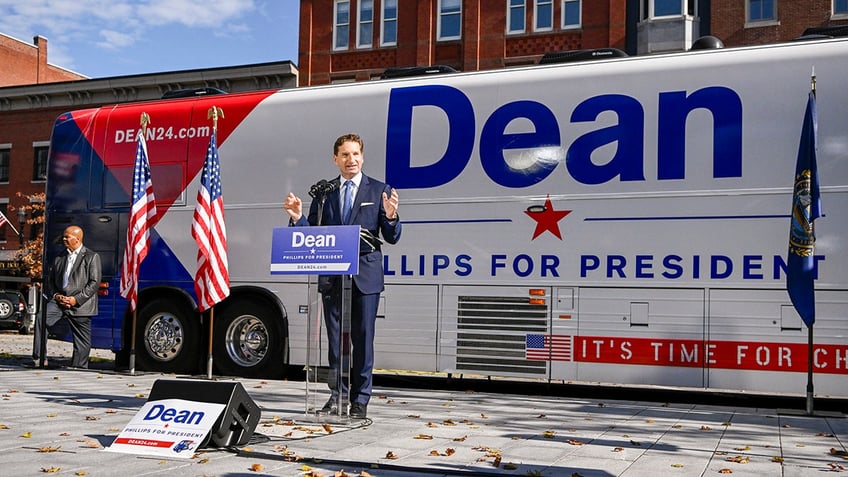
32,225,102,369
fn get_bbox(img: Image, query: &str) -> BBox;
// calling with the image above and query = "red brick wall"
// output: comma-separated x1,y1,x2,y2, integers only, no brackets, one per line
711,0,848,47
0,35,85,87
299,0,628,86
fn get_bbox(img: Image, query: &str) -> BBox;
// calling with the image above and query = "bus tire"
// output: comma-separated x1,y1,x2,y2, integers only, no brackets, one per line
135,297,201,374
212,298,286,379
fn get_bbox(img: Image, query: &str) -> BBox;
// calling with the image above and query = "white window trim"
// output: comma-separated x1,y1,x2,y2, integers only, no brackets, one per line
507,0,526,35
33,141,50,183
333,0,350,51
357,0,373,48
381,0,398,46
746,0,778,24
534,0,554,32
561,0,581,29
437,0,462,41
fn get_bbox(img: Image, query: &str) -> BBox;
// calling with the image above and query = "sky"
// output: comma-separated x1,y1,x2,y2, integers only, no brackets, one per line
0,0,300,79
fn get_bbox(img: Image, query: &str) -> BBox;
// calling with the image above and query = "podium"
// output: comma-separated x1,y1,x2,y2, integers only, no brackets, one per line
270,224,360,423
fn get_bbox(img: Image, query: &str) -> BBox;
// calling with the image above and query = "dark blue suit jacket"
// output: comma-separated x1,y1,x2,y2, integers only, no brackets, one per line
294,174,401,294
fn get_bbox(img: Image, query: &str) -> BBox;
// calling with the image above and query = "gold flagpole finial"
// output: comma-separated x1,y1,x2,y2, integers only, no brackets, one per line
139,112,151,135
207,106,224,131
811,66,816,93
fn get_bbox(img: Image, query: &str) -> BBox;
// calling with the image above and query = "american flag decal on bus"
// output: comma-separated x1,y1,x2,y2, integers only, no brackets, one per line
525,334,573,361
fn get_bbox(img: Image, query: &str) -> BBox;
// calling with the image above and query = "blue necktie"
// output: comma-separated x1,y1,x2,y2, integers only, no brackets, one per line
342,180,353,224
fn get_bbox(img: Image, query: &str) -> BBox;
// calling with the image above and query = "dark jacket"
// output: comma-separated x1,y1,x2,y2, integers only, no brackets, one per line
46,246,102,317
294,174,402,294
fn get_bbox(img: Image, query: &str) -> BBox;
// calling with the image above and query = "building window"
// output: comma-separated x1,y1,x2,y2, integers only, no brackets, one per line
358,0,373,48
0,147,10,183
382,0,398,45
641,0,696,19
334,0,350,50
534,0,554,31
33,144,49,181
748,0,776,22
508,0,526,34
834,0,848,14
562,0,581,28
438,0,462,40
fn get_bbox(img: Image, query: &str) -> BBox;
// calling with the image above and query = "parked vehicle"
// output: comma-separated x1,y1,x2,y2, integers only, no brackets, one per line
43,38,847,396
0,290,28,334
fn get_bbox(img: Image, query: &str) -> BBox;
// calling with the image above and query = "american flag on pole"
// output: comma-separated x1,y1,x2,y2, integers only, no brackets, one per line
192,129,230,311
0,210,9,229
525,334,573,361
120,131,158,311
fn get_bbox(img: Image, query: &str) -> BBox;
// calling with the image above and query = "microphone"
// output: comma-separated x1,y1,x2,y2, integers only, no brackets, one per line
308,179,339,198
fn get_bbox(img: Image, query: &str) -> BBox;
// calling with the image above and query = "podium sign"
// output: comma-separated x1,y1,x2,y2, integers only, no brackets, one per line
270,225,360,275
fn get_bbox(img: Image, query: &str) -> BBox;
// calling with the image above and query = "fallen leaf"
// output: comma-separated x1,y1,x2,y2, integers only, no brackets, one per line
47,413,57,418
197,458,209,464
82,440,100,448
567,439,584,446
300,464,312,471
831,448,848,457
74,472,87,476
701,426,712,431
59,432,70,436
733,446,751,451
40,467,60,473
414,434,433,440
493,455,502,467
322,423,333,434
671,463,684,468
429,450,440,456
38,446,62,453
828,463,846,471
718,469,733,474
426,422,438,427
249,463,263,472
333,470,350,477
443,419,456,426
727,456,749,464
771,456,784,463
453,435,467,442
816,432,835,437
543,430,555,438
360,472,373,476
21,431,32,438
84,416,99,421
645,419,654,423
385,451,399,459
445,448,455,456
613,447,624,452
0,424,8,429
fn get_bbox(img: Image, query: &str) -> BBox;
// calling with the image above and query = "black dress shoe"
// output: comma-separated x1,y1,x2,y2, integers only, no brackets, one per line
349,402,367,419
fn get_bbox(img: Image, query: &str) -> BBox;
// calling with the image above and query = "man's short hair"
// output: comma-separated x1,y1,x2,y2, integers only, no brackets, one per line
334,133,363,155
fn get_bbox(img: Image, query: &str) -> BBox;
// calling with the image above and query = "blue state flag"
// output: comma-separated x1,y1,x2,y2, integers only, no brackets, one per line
787,91,823,328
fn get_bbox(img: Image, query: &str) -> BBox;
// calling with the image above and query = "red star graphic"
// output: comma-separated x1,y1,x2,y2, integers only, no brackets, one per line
524,196,571,240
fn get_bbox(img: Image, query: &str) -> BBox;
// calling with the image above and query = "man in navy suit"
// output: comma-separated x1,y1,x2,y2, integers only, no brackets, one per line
32,225,102,369
284,133,401,419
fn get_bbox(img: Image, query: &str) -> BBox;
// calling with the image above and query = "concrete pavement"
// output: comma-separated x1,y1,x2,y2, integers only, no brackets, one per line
1,357,846,477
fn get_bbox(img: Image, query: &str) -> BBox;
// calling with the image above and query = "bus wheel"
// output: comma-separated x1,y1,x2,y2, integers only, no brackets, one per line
213,299,286,378
135,298,200,374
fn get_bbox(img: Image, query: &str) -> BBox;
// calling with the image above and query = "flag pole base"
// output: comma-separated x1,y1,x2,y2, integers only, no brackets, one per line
206,354,213,380
128,351,136,376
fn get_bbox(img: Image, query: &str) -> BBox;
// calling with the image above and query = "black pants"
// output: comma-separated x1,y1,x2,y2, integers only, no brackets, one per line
32,301,92,368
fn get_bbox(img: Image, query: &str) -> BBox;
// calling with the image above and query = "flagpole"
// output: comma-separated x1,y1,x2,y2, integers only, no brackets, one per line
803,68,817,416
129,112,151,376
204,106,224,380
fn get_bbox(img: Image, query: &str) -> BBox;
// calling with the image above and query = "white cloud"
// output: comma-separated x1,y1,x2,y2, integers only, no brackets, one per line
97,29,136,50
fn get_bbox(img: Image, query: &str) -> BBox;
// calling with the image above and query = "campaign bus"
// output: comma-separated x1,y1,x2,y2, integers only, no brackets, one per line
44,38,847,396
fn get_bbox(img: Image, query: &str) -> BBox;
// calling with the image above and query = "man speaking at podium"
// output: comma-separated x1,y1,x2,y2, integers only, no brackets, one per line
283,133,401,419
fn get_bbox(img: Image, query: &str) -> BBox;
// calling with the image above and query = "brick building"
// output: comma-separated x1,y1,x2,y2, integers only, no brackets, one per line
298,0,848,86
0,34,86,87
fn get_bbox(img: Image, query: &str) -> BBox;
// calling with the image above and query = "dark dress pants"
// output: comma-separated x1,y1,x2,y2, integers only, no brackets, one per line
33,301,92,368
322,281,379,406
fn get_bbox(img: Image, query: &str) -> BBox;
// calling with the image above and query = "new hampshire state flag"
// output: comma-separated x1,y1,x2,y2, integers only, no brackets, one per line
787,90,823,328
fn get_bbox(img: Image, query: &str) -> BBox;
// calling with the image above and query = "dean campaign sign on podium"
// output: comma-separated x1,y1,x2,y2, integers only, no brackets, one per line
270,225,360,275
